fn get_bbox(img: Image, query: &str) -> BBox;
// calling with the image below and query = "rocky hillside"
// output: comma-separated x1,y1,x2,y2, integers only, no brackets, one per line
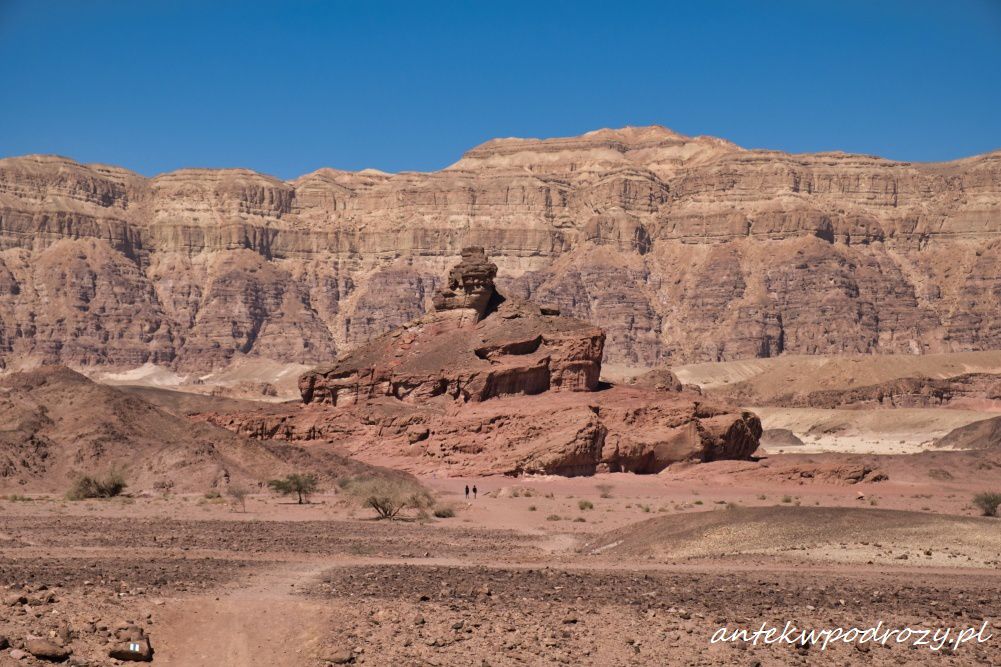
0,366,407,492
1,126,1000,371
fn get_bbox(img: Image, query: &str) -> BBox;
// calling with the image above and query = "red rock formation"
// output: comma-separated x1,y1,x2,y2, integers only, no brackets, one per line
299,247,605,406
203,250,762,476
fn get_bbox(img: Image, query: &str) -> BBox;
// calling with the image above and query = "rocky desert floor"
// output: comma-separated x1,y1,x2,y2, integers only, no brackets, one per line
1,467,999,667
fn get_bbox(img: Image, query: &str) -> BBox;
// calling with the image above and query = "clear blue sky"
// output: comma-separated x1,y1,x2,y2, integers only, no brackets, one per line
1,0,999,179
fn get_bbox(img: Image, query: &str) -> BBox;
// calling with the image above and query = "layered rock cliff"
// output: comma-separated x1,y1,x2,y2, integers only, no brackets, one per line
2,125,1000,371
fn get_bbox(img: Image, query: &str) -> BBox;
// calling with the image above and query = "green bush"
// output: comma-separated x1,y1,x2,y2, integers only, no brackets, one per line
268,473,319,504
67,468,127,500
973,491,1001,517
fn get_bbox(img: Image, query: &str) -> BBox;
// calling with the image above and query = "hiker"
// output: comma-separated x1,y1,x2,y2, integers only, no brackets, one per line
465,485,470,500
472,484,478,499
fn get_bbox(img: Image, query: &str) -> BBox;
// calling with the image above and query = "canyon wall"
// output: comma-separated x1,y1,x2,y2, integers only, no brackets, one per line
1,125,1000,371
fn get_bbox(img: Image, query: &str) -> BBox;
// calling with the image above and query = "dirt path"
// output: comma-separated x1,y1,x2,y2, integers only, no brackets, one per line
153,561,334,666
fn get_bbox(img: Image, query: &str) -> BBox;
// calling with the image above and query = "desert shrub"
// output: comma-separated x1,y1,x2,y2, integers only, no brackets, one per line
578,500,594,511
528,505,537,512
268,473,319,504
342,477,434,520
204,490,222,499
573,517,586,522
226,485,250,512
67,468,127,500
596,483,614,499
693,500,703,506
546,514,561,521
433,505,456,518
973,491,1001,517
928,468,953,481
781,495,793,504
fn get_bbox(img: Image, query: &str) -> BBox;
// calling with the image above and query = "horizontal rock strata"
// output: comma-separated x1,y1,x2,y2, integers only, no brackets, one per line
2,125,1000,370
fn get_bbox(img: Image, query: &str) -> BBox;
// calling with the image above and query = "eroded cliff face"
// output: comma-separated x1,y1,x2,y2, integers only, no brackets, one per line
1,125,1000,371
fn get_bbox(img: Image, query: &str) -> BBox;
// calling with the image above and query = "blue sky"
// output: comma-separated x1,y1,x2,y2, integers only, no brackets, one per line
1,0,999,178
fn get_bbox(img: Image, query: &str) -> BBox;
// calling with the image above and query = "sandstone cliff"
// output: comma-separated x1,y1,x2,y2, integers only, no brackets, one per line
2,126,1000,371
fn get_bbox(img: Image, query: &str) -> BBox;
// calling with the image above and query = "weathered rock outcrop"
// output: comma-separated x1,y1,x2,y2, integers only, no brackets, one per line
3,126,1000,371
300,247,604,406
204,250,762,476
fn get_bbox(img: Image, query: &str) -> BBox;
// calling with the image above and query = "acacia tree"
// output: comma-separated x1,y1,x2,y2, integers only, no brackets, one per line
343,477,434,519
268,473,319,504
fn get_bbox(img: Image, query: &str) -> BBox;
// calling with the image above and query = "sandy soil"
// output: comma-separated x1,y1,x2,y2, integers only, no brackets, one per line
89,359,310,402
751,406,999,454
1,469,999,666
673,350,1001,395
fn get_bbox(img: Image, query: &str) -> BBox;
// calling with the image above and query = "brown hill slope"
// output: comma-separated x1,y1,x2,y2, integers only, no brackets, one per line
582,506,1001,565
935,415,1001,450
0,366,401,493
2,126,1001,371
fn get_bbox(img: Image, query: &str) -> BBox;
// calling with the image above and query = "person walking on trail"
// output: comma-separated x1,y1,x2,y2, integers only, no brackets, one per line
465,485,470,500
472,484,478,499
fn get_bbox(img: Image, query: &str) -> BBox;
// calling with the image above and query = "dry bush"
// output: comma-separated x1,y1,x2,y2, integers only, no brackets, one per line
578,499,594,511
227,485,250,512
596,484,614,499
973,491,1001,517
67,467,127,500
342,477,434,520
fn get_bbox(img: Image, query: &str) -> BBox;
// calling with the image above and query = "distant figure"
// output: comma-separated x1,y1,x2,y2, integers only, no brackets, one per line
472,484,478,499
465,485,470,500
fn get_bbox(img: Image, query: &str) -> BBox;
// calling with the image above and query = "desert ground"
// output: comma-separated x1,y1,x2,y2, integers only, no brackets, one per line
2,473,999,666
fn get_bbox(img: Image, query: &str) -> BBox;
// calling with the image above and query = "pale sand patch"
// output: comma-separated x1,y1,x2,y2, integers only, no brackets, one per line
751,406,999,454
675,350,1001,396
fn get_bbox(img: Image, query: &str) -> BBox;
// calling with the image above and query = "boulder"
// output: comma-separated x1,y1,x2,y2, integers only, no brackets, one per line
25,639,71,662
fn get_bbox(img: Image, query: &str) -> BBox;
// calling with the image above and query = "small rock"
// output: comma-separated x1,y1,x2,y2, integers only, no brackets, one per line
108,636,153,662
9,648,27,660
26,638,71,662
325,649,355,665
